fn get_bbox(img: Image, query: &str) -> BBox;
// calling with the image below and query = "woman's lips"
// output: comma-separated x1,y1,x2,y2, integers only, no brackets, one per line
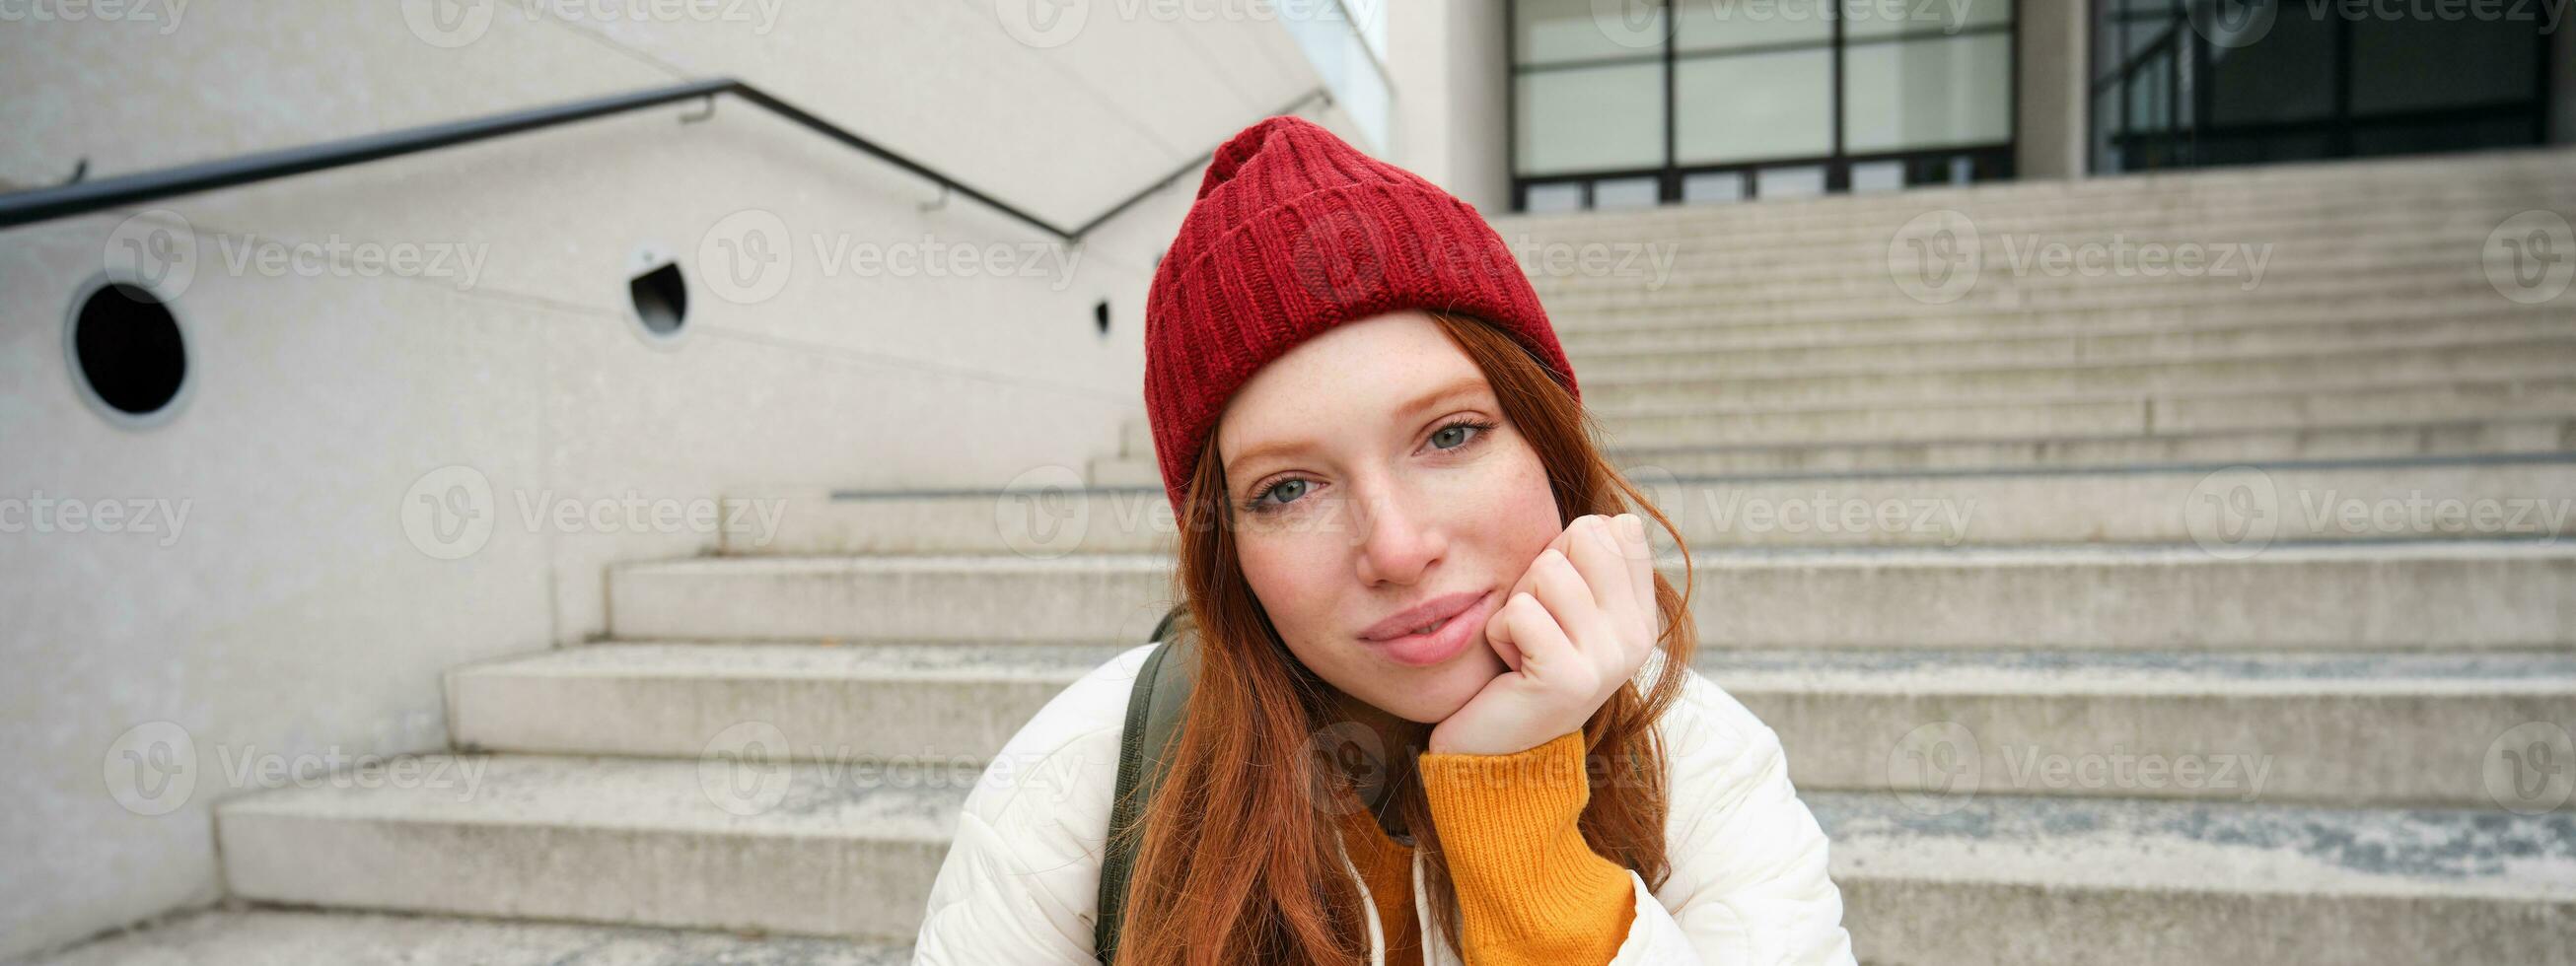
1365,589,1498,668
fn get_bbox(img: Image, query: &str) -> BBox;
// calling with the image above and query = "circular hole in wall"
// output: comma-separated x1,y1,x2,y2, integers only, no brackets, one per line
629,261,689,339
66,281,188,424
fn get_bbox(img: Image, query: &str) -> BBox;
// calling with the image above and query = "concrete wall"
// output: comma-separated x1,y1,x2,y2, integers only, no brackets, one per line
0,5,1348,957
2016,0,2091,180
1386,0,1511,213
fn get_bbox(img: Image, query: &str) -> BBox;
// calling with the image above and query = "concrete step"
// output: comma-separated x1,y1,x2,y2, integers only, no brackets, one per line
1583,338,2576,410
1522,212,2564,284
1120,417,1153,459
1502,178,2576,256
1544,272,2510,328
1537,260,2479,313
215,754,966,943
448,642,1129,762
1525,226,2522,298
1610,421,2576,475
609,540,2576,650
736,459,2576,554
1089,452,1159,489
208,752,2576,962
1553,297,2572,353
1819,791,2576,965
1732,648,2576,808
1592,376,2576,448
448,642,2575,809
1564,308,2576,380
1493,148,2576,240
16,908,911,965
1495,152,2576,238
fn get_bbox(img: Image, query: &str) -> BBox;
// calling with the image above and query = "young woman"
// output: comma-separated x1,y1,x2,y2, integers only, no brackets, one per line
914,116,1852,965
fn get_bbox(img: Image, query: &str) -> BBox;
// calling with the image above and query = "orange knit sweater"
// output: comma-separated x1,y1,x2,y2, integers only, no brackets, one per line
1329,728,1637,964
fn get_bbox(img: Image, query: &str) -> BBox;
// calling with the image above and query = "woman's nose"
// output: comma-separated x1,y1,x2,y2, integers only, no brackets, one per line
1350,482,1445,586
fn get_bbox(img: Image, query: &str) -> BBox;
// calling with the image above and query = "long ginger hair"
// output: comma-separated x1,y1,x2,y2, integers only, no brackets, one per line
1107,310,1700,964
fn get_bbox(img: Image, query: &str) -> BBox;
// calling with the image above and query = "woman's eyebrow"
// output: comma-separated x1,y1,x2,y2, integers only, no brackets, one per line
1225,376,1490,478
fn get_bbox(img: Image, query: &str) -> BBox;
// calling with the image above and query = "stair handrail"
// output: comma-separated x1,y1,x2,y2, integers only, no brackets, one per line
0,78,1333,242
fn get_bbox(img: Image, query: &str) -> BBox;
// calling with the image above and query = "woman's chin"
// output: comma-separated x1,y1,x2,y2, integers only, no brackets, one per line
1394,649,1506,723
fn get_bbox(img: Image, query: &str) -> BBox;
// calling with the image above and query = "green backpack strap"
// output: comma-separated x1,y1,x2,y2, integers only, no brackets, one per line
1095,605,1198,965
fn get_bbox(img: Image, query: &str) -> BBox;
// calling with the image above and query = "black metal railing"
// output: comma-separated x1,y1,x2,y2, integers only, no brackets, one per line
0,78,1331,242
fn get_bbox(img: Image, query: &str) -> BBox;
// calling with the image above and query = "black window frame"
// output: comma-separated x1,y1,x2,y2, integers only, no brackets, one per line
2086,0,2555,172
1506,0,2023,212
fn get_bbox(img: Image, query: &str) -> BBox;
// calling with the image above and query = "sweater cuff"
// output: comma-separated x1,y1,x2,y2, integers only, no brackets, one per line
1418,729,1636,963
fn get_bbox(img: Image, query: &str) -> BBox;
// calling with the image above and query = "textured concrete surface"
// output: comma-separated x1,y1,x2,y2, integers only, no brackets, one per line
752,458,2576,553
608,541,2576,649
12,908,910,966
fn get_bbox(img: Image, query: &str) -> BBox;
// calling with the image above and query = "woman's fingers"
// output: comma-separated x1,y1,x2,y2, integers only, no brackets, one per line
1482,590,1526,673
1494,586,1575,676
1522,546,1615,674
1619,514,1657,643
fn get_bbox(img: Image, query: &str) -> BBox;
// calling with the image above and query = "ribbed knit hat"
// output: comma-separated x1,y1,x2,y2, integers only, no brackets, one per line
1141,115,1580,517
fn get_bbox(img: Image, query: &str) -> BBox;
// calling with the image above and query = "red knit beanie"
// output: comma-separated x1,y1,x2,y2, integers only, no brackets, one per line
1141,115,1580,518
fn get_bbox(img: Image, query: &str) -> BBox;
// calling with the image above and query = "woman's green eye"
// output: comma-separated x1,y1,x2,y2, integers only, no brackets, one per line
1433,425,1467,448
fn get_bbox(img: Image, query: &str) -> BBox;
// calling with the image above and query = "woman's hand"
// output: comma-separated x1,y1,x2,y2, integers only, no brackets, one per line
1427,513,1661,756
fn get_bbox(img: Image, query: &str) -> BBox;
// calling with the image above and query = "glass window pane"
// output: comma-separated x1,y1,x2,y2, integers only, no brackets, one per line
1844,0,2013,39
1682,171,1748,203
1845,34,2013,153
2208,7,2333,123
1676,49,1831,164
1594,176,1662,208
2352,16,2538,114
1676,0,1829,52
1516,63,1665,174
1756,165,1827,198
1518,0,1666,65
2093,83,2124,172
1850,160,1905,192
1525,182,1586,213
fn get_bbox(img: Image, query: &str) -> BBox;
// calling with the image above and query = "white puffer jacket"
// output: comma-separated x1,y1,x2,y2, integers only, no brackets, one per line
913,643,1857,965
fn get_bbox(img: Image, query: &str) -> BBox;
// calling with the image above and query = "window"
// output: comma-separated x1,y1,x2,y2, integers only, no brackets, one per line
1510,0,2020,210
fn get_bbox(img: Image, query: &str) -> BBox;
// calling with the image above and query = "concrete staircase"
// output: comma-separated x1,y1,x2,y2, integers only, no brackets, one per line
47,150,2576,964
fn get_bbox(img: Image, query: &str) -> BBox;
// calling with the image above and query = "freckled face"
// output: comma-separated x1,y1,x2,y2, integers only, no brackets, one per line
1213,310,1564,724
